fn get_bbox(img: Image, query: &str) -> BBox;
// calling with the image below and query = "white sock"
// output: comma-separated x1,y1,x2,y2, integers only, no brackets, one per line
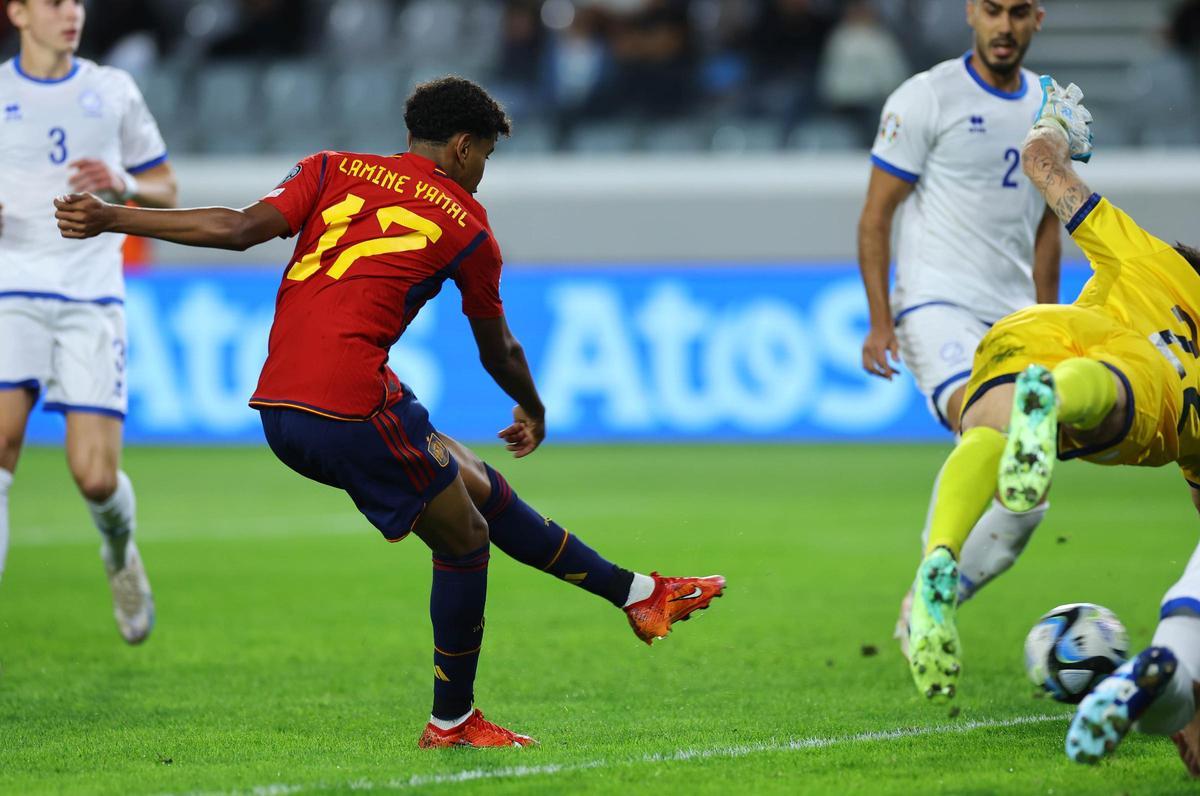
429,709,472,731
956,499,1046,602
86,470,136,569
1137,616,1200,736
0,468,11,583
918,468,1046,604
623,572,655,608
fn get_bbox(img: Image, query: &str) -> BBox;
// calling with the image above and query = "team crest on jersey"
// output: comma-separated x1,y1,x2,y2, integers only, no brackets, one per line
940,341,966,364
79,89,103,118
277,163,302,187
3,102,19,122
427,433,450,467
879,112,901,144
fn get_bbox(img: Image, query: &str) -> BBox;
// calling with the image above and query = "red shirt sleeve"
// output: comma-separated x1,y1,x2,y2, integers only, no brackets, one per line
454,234,505,319
259,152,327,237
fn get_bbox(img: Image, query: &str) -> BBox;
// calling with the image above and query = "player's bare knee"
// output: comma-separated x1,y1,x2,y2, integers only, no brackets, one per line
464,510,489,550
64,415,122,500
0,429,23,472
415,478,490,557
71,463,117,502
434,511,489,558
0,396,32,471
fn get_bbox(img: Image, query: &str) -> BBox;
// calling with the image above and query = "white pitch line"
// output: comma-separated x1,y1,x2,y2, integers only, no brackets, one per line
171,712,1068,796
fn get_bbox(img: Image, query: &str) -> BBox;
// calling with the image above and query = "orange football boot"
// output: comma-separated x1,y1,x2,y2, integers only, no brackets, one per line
417,709,537,749
624,572,726,645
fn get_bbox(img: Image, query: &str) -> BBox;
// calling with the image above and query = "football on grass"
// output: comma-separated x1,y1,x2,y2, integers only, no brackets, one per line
1024,603,1129,703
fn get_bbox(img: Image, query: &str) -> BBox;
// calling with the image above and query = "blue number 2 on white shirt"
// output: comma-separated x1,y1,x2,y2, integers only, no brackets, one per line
48,127,68,165
1002,148,1020,188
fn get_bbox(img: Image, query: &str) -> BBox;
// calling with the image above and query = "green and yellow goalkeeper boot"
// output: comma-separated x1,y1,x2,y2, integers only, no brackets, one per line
908,546,961,701
999,364,1058,512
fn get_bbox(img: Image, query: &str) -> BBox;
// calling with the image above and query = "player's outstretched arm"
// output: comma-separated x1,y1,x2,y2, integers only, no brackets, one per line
1021,128,1094,226
469,315,546,458
53,194,289,251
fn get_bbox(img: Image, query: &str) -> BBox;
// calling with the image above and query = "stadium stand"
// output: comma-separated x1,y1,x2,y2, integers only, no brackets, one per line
0,0,1195,154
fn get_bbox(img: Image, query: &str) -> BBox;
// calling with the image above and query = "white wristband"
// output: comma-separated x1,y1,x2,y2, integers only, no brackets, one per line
120,171,139,201
1030,118,1070,144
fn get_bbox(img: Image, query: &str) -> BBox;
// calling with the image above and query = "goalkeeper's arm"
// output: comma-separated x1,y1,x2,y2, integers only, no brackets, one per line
1021,127,1094,226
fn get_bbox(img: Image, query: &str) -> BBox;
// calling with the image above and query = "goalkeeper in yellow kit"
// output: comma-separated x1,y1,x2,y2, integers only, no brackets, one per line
908,75,1200,770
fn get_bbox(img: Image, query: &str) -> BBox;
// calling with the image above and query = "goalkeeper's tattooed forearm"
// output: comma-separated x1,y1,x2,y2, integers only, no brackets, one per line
1023,138,1092,225
1041,157,1091,224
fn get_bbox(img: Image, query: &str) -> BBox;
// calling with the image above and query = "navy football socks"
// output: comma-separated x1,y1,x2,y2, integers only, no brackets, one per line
481,466,634,608
429,544,490,721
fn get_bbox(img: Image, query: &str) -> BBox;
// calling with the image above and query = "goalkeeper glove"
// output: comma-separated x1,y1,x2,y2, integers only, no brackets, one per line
1032,75,1094,163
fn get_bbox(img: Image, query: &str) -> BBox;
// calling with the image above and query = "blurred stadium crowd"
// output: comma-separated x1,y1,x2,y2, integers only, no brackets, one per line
2,0,1199,155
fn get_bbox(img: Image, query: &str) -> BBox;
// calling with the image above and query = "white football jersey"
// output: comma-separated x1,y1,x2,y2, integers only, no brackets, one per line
871,54,1047,324
0,58,166,301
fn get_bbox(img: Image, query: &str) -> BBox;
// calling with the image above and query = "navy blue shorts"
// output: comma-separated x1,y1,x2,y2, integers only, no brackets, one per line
258,388,459,542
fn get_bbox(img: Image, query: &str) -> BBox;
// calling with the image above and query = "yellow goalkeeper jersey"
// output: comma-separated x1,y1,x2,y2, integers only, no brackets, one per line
1072,196,1200,479
963,194,1200,481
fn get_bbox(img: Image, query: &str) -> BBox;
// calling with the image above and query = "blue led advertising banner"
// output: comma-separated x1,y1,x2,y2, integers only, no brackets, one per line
24,265,1093,445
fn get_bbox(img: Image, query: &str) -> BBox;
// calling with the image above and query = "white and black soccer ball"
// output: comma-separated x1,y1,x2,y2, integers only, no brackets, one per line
1024,603,1129,704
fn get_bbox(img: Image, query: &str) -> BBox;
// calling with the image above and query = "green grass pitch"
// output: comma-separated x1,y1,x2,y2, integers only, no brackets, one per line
2,442,1198,794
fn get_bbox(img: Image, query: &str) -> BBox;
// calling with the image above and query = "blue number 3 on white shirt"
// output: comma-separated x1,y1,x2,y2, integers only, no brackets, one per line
48,126,68,164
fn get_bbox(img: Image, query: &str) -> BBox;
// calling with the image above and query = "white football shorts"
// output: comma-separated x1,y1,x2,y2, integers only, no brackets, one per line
0,297,127,418
894,301,991,431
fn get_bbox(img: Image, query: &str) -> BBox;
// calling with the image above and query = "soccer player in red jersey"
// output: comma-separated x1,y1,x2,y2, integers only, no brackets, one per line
52,77,725,748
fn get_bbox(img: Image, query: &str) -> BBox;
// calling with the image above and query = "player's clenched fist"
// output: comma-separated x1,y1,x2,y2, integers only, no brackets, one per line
54,193,114,239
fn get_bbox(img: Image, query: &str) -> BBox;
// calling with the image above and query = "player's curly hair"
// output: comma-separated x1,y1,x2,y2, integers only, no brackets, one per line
1176,243,1200,277
404,77,511,144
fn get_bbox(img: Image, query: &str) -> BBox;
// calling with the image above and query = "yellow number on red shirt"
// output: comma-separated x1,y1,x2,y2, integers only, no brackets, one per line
286,193,443,282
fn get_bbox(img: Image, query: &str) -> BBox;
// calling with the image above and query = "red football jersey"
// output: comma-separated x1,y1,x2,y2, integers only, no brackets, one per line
249,151,504,420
